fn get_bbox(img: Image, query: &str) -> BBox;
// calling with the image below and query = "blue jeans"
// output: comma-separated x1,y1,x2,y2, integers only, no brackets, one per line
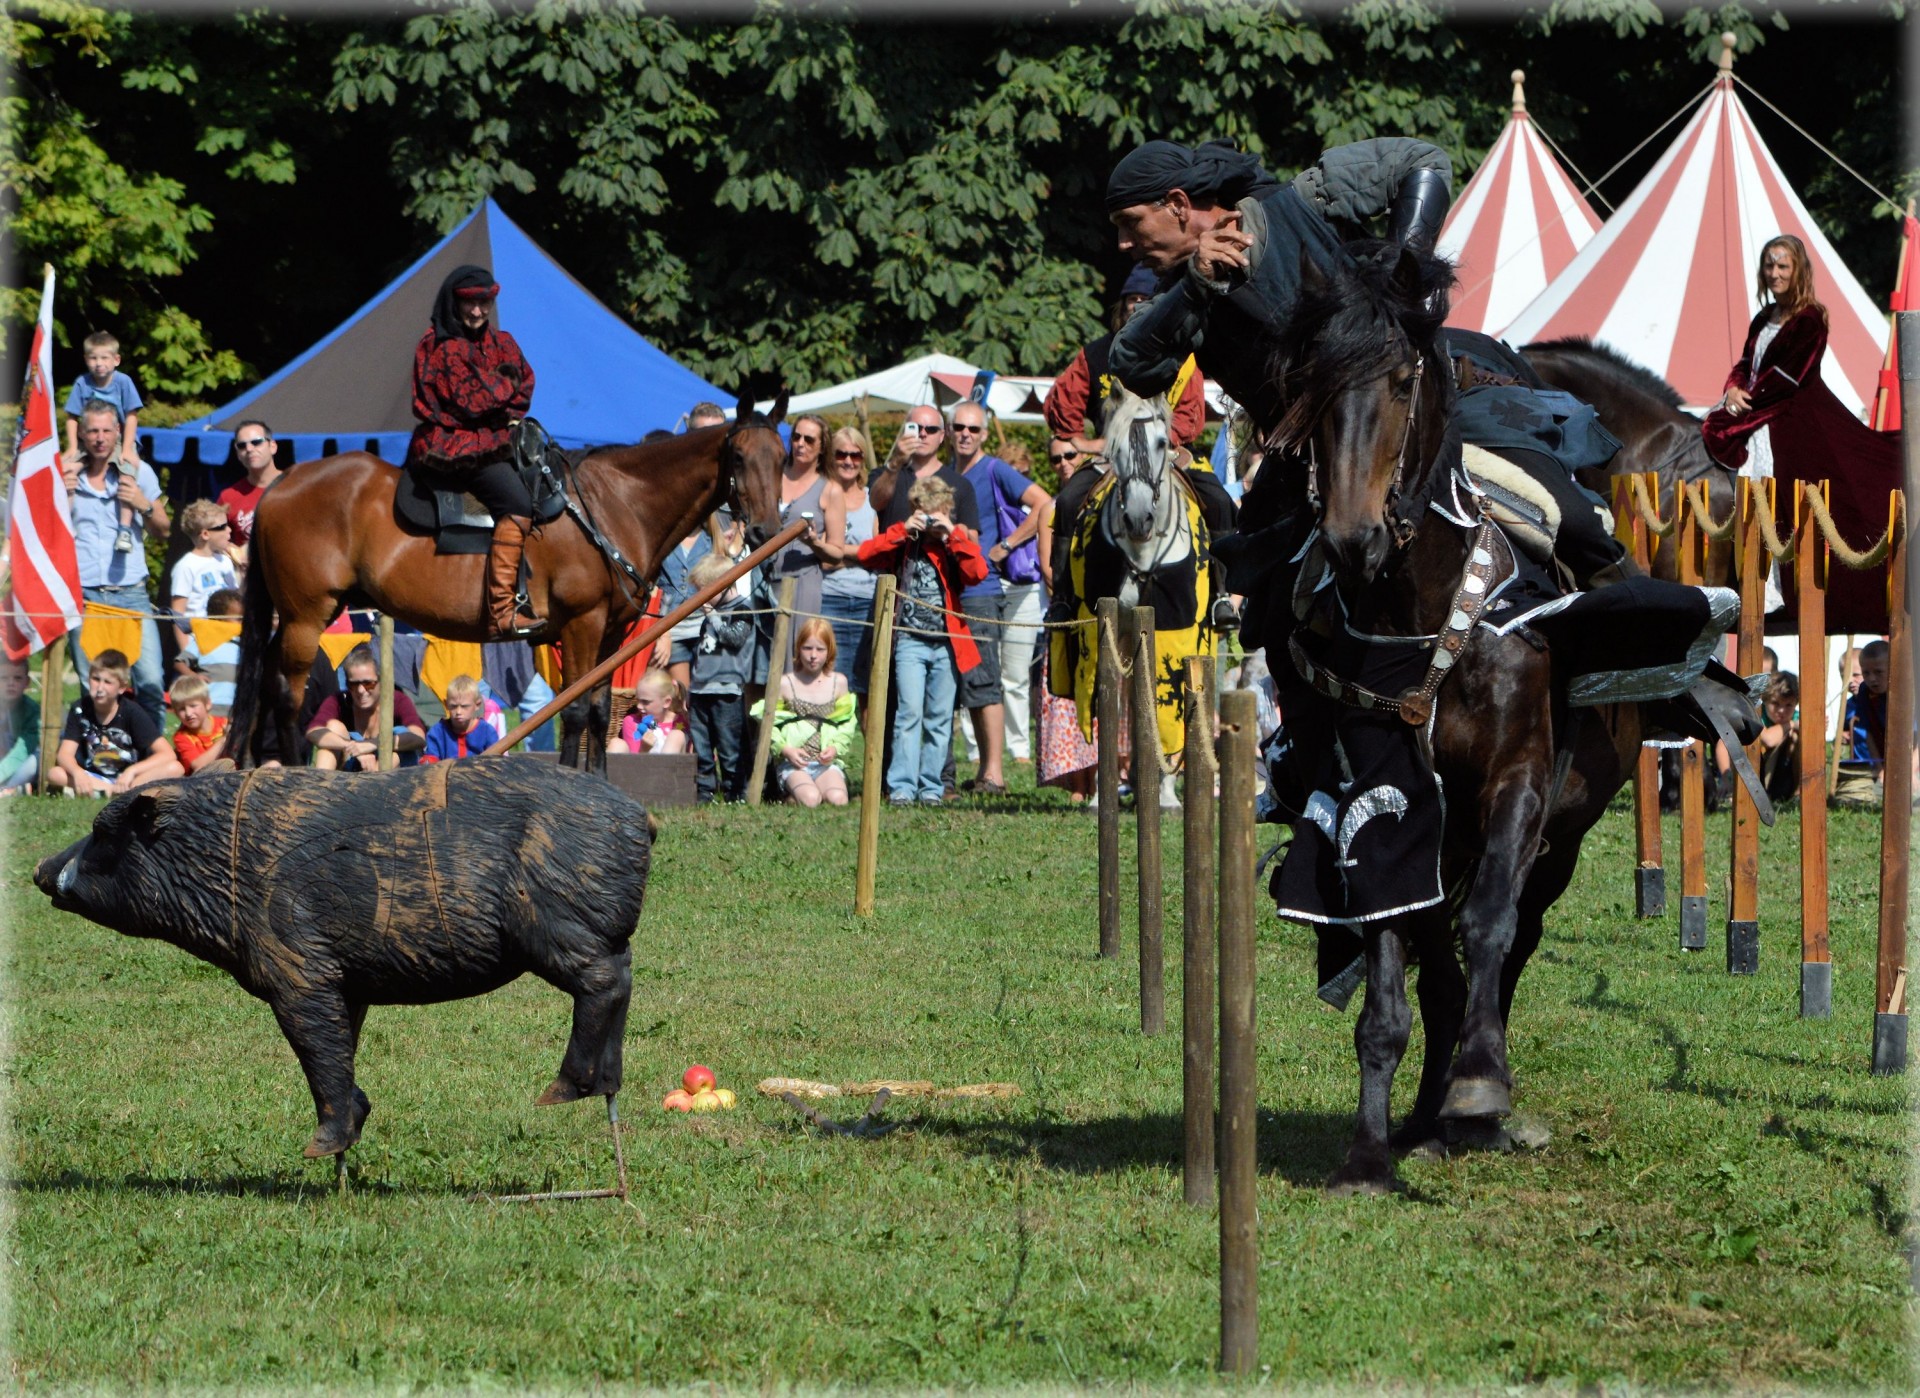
888,635,957,802
71,583,166,730
819,588,876,695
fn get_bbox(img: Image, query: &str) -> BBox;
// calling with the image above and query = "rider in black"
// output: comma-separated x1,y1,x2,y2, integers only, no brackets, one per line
1102,136,1759,743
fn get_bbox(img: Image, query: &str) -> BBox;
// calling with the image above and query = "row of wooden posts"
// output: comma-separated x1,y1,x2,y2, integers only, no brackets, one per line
1612,470,1911,1074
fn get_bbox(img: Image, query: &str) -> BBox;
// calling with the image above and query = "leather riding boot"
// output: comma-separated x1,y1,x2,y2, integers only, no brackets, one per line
487,514,545,639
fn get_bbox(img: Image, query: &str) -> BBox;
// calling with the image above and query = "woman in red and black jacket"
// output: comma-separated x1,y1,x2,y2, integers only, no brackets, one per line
856,475,989,805
407,264,541,638
1701,235,1828,474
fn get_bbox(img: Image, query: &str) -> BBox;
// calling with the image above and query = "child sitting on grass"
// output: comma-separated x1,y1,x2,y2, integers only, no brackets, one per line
751,618,855,807
608,669,689,754
51,648,183,795
169,672,228,773
0,655,41,795
421,673,499,762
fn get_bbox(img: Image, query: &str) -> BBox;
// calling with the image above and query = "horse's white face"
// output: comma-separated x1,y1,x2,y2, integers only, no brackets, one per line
1104,391,1176,545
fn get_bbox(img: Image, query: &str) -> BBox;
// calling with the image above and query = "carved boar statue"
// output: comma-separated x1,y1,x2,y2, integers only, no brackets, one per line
34,757,652,1159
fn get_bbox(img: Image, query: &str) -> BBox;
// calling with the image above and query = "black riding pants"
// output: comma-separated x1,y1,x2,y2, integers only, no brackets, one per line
458,456,535,520
1489,444,1627,586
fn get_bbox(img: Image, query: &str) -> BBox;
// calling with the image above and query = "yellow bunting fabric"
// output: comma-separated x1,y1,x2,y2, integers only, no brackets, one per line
1047,472,1212,757
78,603,146,666
318,632,371,669
532,644,563,690
189,618,243,656
420,635,485,704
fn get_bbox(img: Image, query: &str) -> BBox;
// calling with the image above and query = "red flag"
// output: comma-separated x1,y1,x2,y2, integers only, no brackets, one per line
3,268,83,658
1871,209,1919,432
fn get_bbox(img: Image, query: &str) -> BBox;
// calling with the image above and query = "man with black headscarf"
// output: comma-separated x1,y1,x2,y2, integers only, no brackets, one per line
408,264,542,638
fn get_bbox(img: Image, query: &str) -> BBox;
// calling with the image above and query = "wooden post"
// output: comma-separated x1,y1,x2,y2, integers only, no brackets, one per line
1181,656,1217,1207
35,635,66,794
1726,478,1763,975
1095,597,1123,959
1216,688,1258,1376
375,614,396,771
1874,492,1912,1074
746,576,797,807
1131,605,1165,1037
855,575,897,918
1677,486,1710,951
488,518,809,754
1795,481,1832,1017
1626,475,1665,917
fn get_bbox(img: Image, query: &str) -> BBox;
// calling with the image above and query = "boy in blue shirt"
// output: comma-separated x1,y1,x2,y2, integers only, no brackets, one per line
62,330,145,554
421,674,499,762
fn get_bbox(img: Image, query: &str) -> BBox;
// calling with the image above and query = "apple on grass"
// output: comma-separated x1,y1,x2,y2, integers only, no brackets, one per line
661,1089,694,1112
682,1064,717,1095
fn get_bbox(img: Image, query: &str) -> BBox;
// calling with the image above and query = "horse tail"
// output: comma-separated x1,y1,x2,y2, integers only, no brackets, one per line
224,529,281,770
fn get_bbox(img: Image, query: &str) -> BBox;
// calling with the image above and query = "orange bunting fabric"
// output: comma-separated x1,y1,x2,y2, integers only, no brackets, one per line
78,602,147,666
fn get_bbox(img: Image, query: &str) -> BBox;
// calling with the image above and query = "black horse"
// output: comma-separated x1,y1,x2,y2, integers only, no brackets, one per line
1255,244,1646,1194
1522,336,1737,589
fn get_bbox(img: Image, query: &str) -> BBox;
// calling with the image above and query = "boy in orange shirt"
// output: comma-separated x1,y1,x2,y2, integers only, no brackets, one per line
169,673,228,772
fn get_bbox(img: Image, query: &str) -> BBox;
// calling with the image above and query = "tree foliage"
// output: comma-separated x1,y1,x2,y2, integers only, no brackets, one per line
3,0,1909,407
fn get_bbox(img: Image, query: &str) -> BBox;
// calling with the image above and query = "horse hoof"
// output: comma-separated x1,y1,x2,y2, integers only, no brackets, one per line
1441,1117,1514,1153
1327,1168,1398,1197
303,1131,351,1159
535,1077,588,1106
1440,1077,1512,1120
1399,1135,1448,1161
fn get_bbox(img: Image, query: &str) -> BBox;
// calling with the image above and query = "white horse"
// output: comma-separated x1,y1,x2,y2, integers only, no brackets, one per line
1078,390,1210,810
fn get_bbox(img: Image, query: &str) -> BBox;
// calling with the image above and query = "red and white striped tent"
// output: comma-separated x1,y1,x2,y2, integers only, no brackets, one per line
1436,71,1602,338
1501,36,1888,416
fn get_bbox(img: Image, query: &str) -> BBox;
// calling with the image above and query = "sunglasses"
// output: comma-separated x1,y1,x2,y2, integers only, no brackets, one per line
905,423,943,435
347,678,379,689
1049,451,1080,464
236,437,270,449
833,449,864,461
207,522,232,530
792,433,820,444
951,423,985,434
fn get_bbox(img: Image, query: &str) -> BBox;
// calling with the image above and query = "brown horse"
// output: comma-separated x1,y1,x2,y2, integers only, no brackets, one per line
1521,336,1737,587
225,398,789,772
1260,246,1645,1193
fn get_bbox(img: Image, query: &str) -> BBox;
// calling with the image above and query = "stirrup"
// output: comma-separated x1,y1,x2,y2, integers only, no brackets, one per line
1209,596,1241,630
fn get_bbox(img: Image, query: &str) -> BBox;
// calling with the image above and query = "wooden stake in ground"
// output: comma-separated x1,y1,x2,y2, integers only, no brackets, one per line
1622,475,1665,917
1726,478,1764,974
35,636,66,795
1216,687,1258,1376
1677,492,1709,952
1095,597,1123,960
375,614,396,772
1181,656,1217,1208
855,575,898,918
1130,605,1164,1037
747,576,797,807
1795,480,1832,1018
1873,493,1912,1075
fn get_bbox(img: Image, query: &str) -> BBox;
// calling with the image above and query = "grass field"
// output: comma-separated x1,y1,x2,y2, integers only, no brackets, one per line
4,767,1914,1389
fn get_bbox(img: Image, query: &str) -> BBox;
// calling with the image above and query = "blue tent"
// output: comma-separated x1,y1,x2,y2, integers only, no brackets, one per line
142,199,725,493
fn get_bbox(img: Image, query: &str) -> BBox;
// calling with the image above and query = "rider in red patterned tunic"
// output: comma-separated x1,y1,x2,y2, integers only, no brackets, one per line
407,264,542,637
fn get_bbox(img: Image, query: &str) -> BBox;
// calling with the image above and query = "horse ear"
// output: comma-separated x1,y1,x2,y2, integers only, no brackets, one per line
766,391,790,425
1299,244,1328,295
1391,246,1423,300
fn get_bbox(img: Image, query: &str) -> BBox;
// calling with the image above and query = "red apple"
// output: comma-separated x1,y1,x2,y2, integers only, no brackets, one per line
682,1064,717,1095
662,1089,694,1112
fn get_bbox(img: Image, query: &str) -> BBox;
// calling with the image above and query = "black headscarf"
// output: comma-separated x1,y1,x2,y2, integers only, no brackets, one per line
1104,139,1280,212
429,264,501,343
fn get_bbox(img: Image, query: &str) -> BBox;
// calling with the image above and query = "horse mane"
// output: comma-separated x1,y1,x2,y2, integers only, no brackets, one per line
1267,239,1456,449
1522,336,1684,411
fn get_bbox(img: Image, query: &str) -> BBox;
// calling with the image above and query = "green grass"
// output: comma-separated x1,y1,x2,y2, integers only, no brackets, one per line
4,772,1913,1389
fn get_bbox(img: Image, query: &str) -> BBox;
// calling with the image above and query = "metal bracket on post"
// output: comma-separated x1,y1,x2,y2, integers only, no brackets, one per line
1725,921,1759,976
1800,961,1832,1020
1679,897,1707,952
1636,866,1667,920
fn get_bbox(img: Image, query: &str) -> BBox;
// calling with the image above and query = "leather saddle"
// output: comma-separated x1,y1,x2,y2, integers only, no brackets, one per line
392,422,570,555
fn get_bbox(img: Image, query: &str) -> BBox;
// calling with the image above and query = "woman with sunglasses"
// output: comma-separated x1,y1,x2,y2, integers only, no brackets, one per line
305,643,427,772
754,414,831,696
807,427,880,723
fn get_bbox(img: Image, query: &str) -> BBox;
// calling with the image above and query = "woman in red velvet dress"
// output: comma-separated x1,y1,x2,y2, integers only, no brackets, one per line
1701,234,1828,476
407,264,542,637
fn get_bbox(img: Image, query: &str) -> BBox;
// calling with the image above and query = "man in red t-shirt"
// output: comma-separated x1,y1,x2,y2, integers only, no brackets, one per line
217,418,283,556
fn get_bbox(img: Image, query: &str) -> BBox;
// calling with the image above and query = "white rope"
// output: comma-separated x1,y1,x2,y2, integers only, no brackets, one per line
1730,73,1903,214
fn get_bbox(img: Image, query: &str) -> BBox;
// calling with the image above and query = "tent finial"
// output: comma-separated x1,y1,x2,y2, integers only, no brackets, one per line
1717,32,1737,76
1511,70,1527,115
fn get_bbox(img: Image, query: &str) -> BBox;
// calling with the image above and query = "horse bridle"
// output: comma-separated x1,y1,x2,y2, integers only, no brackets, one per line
1292,351,1427,550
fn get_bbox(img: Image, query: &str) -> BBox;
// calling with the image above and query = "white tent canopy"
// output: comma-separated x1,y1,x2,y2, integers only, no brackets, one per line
1437,70,1603,338
1501,37,1887,415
